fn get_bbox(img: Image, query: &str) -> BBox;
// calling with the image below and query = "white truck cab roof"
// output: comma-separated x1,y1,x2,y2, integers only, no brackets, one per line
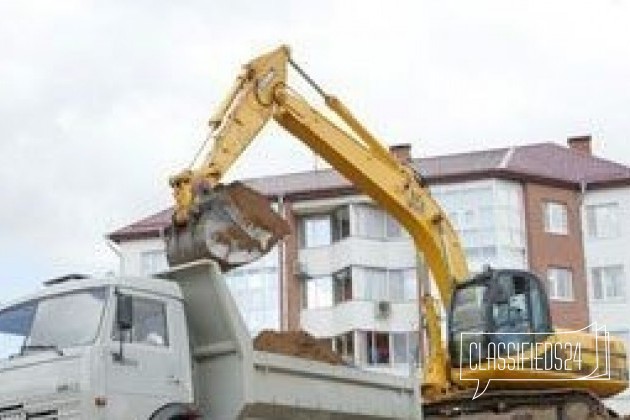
0,275,183,310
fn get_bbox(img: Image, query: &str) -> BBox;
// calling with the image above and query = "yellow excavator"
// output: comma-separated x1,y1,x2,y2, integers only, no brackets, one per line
165,46,628,417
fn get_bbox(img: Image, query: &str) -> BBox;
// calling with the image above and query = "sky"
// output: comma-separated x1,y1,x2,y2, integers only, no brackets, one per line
1,0,629,302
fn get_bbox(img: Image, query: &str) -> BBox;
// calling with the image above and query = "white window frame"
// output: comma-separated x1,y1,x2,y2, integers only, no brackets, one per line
300,214,332,248
543,201,568,235
547,267,574,301
355,267,417,302
303,275,333,309
591,265,626,301
140,250,168,276
354,204,404,240
360,330,418,367
113,295,169,347
586,203,620,239
333,331,355,364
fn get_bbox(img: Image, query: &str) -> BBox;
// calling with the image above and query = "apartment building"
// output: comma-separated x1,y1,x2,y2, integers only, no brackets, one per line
584,187,630,338
108,135,630,378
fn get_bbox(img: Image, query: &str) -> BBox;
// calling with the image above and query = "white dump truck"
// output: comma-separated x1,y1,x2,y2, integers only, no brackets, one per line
0,261,419,419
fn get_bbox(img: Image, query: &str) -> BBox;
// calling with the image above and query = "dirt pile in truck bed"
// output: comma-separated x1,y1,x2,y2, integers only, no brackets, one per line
253,330,343,365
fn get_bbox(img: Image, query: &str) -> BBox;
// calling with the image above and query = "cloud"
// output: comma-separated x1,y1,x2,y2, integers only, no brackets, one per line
0,0,628,300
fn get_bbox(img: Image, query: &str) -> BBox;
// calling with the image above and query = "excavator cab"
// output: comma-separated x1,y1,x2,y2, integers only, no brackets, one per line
448,269,553,367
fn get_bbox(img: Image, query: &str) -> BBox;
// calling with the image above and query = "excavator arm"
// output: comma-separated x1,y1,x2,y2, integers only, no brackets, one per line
171,45,468,301
169,47,288,224
168,45,468,391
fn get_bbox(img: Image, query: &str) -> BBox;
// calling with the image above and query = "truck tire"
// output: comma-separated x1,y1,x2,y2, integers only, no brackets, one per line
149,403,200,420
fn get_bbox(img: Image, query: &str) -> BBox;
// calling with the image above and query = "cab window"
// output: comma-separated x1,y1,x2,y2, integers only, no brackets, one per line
113,296,168,347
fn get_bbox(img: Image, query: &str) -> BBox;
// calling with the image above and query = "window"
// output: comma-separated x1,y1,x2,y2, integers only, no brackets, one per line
592,265,625,300
355,205,385,238
224,247,280,336
225,265,280,334
303,276,333,309
544,202,568,235
140,250,168,276
114,297,168,347
303,267,416,307
587,203,620,239
332,206,351,242
333,268,352,304
465,246,497,261
404,269,418,301
0,304,33,360
387,270,405,301
354,205,404,239
433,182,527,271
367,332,390,365
0,288,107,360
385,215,403,238
362,268,388,300
360,331,418,366
354,267,417,302
300,207,350,248
333,332,355,364
300,215,332,248
547,267,573,300
392,333,408,364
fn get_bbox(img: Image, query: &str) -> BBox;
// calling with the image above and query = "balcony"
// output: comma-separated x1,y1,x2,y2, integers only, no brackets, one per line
298,236,416,276
300,299,419,338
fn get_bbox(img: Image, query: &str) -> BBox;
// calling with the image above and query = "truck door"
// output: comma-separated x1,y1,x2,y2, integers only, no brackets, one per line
106,292,190,419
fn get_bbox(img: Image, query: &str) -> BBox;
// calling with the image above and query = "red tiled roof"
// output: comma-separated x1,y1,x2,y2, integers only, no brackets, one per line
506,143,630,186
108,142,630,242
108,208,172,242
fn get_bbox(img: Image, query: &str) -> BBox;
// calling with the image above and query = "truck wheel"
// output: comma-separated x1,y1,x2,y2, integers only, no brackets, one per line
149,403,200,420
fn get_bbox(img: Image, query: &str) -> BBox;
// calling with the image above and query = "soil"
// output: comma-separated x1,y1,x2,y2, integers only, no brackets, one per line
253,330,343,365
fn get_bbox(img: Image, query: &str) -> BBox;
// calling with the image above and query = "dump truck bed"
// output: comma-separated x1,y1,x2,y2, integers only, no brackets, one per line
208,350,417,419
159,261,419,419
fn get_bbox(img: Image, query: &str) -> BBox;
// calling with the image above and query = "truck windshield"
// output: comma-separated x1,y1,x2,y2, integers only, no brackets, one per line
0,287,107,360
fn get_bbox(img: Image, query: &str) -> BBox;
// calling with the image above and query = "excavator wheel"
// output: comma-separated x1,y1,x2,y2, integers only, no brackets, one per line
166,182,290,271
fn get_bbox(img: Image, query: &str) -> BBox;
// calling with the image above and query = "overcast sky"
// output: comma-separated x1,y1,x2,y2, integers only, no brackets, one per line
1,0,629,302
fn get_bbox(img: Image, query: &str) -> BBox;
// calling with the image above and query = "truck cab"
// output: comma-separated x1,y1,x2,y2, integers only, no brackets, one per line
0,263,419,420
0,276,193,419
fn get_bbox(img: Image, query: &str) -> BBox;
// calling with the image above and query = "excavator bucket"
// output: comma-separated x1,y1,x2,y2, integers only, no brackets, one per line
165,182,290,271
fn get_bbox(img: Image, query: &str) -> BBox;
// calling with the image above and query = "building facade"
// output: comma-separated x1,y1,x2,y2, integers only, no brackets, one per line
582,185,630,412
108,136,630,382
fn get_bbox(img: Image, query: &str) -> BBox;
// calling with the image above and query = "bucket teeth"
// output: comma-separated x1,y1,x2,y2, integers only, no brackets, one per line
166,182,290,271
